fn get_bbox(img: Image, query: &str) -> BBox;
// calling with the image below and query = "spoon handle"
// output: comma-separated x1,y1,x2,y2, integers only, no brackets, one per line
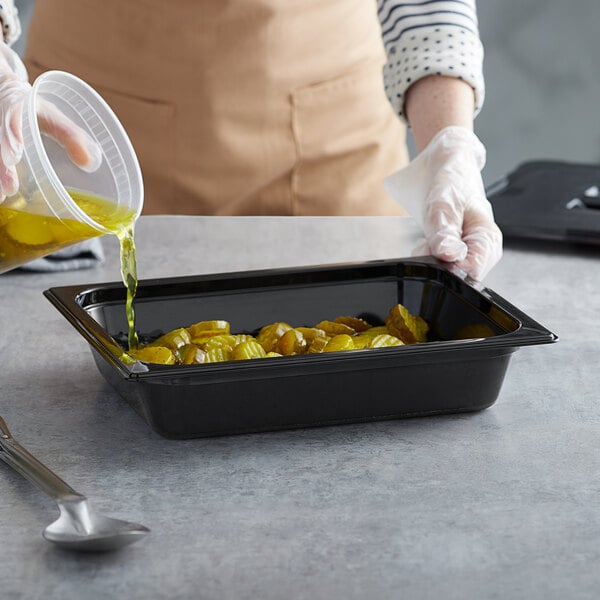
0,417,85,503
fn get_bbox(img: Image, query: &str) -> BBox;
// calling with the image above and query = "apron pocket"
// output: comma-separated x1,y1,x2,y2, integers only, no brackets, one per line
291,60,407,215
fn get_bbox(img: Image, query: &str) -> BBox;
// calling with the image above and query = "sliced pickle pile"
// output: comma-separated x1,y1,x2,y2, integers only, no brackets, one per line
128,304,430,365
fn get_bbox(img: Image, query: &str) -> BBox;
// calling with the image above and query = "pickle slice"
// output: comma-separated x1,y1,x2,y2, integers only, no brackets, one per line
334,316,371,332
232,340,267,360
314,320,356,336
256,322,293,352
276,329,307,355
324,334,354,353
204,346,232,363
188,320,230,338
367,334,404,348
385,304,429,343
129,346,176,365
177,344,207,364
360,326,388,337
148,327,191,350
201,334,237,351
307,335,329,354
5,213,56,246
350,334,372,350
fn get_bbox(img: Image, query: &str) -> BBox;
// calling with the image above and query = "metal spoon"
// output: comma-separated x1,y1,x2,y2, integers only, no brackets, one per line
0,416,149,552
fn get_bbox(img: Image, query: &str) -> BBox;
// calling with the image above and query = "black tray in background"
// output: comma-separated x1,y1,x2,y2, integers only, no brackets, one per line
44,257,557,439
487,160,600,245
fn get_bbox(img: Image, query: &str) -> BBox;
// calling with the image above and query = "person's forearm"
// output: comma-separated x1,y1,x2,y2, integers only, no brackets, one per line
405,75,476,153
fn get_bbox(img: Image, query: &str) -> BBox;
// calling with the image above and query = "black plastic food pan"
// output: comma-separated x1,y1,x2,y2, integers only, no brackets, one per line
44,257,557,439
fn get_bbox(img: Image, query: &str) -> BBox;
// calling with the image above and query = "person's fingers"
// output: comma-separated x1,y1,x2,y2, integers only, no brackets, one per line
421,179,502,280
455,217,503,281
0,161,19,201
422,183,468,263
0,51,31,199
0,42,28,82
3,101,24,163
37,99,102,172
0,76,27,166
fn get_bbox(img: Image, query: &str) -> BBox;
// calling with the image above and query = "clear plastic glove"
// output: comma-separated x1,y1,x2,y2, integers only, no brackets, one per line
0,42,102,202
385,126,502,281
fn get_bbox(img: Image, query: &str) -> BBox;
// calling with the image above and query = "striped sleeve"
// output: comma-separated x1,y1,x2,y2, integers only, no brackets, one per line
0,0,21,46
377,0,485,123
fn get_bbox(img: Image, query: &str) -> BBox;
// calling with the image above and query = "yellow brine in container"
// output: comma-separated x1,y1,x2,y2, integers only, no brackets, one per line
0,191,134,270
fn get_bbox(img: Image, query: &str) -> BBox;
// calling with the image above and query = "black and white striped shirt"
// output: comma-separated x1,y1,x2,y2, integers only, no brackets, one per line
377,0,484,121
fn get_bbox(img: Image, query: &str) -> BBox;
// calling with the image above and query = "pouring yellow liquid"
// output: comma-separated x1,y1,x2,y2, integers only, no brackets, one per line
0,190,139,349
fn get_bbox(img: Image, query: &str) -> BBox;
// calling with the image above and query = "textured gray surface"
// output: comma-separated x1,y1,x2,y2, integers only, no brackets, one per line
1,216,598,599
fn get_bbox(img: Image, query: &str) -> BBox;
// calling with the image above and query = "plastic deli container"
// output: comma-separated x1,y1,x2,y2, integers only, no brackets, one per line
0,71,143,274
44,257,557,439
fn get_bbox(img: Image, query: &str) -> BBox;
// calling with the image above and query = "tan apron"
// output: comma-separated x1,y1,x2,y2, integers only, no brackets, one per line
25,0,409,215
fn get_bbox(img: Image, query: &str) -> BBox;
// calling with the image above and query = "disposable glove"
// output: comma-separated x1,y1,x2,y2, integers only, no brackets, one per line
385,126,502,281
0,42,102,202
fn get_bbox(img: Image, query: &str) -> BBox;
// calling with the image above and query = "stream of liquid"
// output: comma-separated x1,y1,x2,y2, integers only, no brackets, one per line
115,223,139,350
0,190,139,349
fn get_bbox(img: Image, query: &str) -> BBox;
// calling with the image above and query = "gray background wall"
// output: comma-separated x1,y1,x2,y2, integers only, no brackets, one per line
477,0,600,184
12,0,600,186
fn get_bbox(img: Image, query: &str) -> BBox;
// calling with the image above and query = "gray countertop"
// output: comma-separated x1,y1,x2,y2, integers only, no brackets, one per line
1,216,598,599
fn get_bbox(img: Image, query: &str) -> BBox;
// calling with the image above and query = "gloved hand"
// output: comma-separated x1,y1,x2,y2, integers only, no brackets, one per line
385,126,502,281
0,42,102,202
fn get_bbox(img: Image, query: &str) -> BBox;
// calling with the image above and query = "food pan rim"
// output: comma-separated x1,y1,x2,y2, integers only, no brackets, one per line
43,256,558,379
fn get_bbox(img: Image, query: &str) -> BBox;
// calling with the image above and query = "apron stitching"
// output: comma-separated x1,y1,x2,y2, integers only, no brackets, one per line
289,92,303,217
